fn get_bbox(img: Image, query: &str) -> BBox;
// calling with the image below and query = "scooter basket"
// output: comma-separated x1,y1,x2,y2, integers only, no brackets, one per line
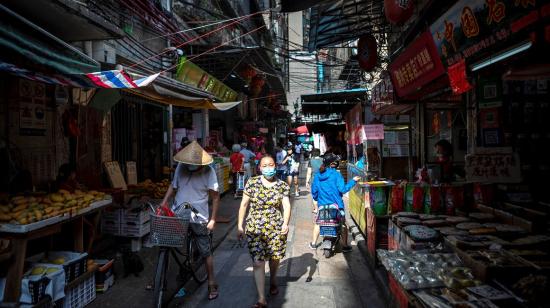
315,204,342,225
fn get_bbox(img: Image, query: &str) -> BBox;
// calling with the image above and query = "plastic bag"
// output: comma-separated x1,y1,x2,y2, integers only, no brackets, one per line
371,186,388,216
388,185,405,214
424,186,442,214
156,206,175,217
405,184,424,213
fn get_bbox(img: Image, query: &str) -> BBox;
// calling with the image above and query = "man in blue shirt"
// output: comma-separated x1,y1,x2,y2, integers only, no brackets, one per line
310,154,360,252
240,142,256,178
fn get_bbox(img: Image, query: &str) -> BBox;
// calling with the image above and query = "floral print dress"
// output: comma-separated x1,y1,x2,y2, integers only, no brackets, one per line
244,176,290,262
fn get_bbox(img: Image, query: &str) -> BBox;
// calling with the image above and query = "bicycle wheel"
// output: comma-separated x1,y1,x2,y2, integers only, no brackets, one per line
189,236,208,283
153,248,169,308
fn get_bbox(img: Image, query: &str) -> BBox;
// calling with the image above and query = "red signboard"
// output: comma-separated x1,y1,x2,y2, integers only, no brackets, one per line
345,103,363,145
389,31,446,97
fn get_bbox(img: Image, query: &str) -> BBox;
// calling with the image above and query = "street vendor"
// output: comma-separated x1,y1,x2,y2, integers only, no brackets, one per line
55,163,83,193
160,141,220,300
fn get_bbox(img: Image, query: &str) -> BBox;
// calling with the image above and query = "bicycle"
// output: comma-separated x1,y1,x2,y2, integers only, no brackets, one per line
148,202,211,308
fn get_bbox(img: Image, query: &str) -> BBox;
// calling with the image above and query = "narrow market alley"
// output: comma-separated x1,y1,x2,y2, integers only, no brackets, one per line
180,188,385,308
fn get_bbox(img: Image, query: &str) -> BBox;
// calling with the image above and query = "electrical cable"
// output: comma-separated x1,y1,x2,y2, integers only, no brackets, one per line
160,25,267,74
129,11,265,69
139,11,268,43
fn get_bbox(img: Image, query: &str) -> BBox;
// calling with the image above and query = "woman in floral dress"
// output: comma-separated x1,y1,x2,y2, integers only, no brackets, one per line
238,156,291,308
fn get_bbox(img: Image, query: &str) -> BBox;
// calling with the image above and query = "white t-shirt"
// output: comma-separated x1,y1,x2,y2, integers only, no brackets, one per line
171,164,219,223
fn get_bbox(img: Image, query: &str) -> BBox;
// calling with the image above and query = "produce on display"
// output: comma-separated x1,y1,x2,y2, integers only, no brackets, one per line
0,189,108,225
129,179,170,198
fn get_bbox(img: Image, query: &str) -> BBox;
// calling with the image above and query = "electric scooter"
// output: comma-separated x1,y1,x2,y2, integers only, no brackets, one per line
317,204,343,258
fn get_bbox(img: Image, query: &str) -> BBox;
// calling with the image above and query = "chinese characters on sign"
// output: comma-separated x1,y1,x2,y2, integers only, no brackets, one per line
371,72,394,113
430,0,541,67
461,7,480,38
361,124,385,141
465,153,521,183
388,31,445,97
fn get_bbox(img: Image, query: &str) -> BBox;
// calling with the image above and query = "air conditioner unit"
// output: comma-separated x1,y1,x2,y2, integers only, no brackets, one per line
92,41,116,64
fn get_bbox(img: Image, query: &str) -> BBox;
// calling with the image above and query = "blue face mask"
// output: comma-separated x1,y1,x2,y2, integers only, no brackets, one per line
186,164,200,172
261,167,276,178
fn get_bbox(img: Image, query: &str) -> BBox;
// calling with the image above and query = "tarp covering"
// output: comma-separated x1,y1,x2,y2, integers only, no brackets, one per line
0,4,99,74
308,0,386,52
125,85,241,111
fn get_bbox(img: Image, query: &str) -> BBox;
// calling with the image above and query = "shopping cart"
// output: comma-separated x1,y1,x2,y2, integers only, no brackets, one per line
234,171,247,198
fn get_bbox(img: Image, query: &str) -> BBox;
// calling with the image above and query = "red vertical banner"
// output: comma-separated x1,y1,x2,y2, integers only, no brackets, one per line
345,103,363,145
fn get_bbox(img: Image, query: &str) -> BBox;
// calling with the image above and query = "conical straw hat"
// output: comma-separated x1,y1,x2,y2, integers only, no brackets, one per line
173,141,213,165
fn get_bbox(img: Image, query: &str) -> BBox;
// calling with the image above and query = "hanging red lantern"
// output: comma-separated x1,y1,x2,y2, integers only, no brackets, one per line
357,34,378,72
250,75,265,96
238,65,257,83
384,0,414,25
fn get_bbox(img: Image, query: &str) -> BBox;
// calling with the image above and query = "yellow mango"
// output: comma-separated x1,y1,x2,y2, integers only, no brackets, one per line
11,196,26,205
31,267,46,275
49,194,64,203
46,268,59,274
12,203,27,212
18,217,28,224
58,189,70,195
34,210,42,220
51,258,65,265
0,213,11,221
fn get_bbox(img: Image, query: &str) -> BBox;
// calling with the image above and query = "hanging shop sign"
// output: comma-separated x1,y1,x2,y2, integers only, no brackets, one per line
388,31,445,97
176,57,238,102
361,124,385,140
430,0,543,67
371,71,394,113
357,34,378,72
384,0,415,24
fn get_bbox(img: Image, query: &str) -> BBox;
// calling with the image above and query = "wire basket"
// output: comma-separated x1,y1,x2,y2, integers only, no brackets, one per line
149,211,190,247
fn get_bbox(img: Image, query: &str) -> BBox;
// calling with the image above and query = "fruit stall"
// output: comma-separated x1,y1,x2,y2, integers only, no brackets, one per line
0,190,112,305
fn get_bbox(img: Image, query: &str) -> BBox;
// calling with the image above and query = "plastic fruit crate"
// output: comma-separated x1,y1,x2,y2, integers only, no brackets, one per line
122,208,150,225
27,251,88,284
62,273,96,308
121,221,150,237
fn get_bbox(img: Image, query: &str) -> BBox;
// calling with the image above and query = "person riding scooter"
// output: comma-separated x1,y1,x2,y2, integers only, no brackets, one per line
310,153,360,254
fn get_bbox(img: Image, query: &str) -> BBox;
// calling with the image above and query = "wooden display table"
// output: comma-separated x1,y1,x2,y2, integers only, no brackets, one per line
0,200,111,303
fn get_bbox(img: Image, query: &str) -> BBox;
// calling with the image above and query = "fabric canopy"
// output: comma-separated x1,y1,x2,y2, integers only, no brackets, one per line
0,4,99,74
125,85,241,111
308,0,386,52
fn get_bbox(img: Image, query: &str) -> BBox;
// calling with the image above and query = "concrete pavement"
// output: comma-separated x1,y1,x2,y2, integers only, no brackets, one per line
177,190,385,308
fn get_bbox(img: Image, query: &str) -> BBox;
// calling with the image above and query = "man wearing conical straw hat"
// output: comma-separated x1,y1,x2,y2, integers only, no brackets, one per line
161,140,220,300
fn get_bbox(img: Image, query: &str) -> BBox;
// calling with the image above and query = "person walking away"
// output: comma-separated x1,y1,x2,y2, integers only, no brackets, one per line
283,146,300,197
160,141,221,300
230,144,245,198
305,149,323,212
240,142,256,179
294,141,303,162
237,156,291,308
275,146,288,180
310,153,360,252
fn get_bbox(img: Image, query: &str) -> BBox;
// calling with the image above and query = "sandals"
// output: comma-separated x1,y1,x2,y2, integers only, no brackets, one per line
208,284,219,300
269,285,279,296
252,302,267,308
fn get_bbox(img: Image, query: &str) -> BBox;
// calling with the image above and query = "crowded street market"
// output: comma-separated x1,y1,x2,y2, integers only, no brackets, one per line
1,0,549,307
